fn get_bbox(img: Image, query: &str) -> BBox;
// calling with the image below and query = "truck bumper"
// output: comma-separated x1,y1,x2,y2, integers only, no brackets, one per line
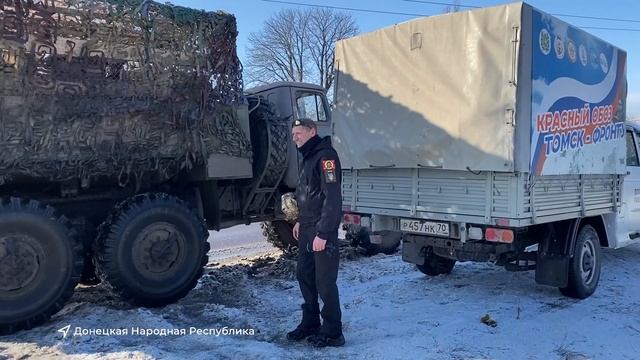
402,234,516,264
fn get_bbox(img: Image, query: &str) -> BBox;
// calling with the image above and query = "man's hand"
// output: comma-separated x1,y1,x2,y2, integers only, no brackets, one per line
312,236,327,252
293,222,300,241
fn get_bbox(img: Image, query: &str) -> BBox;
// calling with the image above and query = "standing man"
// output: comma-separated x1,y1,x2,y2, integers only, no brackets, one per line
286,118,344,347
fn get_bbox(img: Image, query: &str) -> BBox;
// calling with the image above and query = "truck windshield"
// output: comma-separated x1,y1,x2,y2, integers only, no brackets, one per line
295,92,327,122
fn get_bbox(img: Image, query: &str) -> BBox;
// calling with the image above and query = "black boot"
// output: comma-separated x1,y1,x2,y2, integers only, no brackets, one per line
308,333,346,347
286,325,320,341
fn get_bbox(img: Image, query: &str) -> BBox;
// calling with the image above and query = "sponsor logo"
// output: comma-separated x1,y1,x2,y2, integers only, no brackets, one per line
567,40,576,63
600,53,609,73
554,35,565,59
539,28,551,55
579,44,588,66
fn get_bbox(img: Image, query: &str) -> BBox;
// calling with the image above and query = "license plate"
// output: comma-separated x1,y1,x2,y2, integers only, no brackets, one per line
400,219,450,237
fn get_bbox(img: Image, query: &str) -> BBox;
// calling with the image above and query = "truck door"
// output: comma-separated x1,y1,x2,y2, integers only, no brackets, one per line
280,89,332,189
293,90,331,137
617,130,640,247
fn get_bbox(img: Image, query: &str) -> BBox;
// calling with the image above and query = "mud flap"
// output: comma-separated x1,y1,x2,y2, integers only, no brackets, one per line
535,255,569,287
534,220,579,288
402,235,426,265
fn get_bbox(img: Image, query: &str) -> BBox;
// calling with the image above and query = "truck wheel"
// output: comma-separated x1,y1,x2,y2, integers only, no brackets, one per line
348,228,401,256
0,198,82,335
345,225,366,248
376,231,402,255
95,193,209,306
248,96,287,188
559,224,601,299
262,220,298,256
416,253,456,276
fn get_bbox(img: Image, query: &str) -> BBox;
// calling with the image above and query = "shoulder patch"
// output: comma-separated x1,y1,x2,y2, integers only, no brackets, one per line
320,159,337,183
321,159,336,171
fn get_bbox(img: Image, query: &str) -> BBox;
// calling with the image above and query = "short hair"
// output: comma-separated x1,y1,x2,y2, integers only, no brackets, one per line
292,118,317,130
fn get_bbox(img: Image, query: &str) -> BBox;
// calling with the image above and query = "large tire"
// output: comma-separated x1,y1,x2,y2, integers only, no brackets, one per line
248,97,271,183
0,198,82,335
559,224,601,299
346,225,401,256
416,252,456,276
248,96,287,188
374,231,402,255
262,220,298,255
95,193,209,306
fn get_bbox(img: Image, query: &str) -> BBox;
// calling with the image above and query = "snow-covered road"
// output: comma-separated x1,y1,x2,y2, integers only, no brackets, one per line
207,223,276,264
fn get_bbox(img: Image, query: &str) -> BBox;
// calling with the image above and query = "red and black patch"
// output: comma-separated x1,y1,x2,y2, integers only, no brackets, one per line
321,160,336,171
321,159,337,183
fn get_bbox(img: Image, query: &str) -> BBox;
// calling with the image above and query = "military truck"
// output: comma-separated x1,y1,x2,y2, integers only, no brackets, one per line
0,0,330,334
335,2,633,299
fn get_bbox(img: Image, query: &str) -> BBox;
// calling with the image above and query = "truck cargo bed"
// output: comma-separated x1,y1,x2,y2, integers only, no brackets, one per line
342,168,621,227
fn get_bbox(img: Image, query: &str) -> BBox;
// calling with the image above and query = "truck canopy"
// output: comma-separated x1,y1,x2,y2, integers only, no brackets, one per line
333,2,627,176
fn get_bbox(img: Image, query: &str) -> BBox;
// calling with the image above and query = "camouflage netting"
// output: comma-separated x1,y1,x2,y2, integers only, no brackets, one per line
0,0,250,188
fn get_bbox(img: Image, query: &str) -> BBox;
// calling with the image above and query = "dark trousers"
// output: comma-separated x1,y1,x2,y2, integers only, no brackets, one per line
296,224,342,337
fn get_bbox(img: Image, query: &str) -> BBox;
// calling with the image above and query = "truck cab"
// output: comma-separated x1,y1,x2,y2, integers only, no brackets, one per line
245,82,332,190
607,123,640,248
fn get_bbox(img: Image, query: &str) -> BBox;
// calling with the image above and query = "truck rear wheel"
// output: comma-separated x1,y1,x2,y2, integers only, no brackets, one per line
346,226,401,256
559,224,601,299
0,198,82,335
95,193,209,306
416,252,456,276
262,220,298,256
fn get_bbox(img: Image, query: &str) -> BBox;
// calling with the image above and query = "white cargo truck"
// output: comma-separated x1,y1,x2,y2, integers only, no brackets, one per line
334,2,634,298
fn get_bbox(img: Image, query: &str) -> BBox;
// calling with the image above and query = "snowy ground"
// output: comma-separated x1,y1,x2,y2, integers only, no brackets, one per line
206,223,276,264
1,225,640,360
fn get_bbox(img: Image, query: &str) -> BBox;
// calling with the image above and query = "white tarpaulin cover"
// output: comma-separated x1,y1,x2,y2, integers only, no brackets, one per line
333,2,627,175
333,3,523,171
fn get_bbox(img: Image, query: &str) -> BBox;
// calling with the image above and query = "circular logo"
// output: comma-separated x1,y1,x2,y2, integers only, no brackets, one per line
322,160,336,171
539,29,551,55
579,44,588,66
590,51,599,69
554,35,564,59
599,53,608,73
567,40,576,63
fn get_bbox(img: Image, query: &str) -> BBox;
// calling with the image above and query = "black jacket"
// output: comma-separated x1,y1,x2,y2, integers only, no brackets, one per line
296,135,342,240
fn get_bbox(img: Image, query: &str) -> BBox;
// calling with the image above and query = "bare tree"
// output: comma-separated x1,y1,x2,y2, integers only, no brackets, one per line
308,8,358,90
246,9,309,85
246,8,358,90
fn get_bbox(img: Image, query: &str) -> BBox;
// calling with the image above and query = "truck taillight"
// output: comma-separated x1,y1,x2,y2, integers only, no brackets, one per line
485,228,514,244
468,227,483,240
343,213,361,225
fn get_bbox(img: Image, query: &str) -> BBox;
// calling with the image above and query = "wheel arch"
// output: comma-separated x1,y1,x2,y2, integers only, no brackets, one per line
579,215,609,248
